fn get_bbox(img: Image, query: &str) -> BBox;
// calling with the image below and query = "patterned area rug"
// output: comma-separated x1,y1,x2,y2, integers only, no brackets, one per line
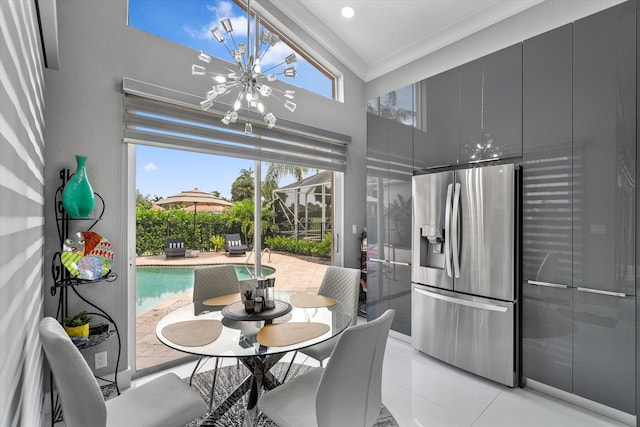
184,362,399,427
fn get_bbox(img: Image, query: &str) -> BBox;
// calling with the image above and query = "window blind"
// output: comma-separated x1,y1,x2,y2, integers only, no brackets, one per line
122,78,350,171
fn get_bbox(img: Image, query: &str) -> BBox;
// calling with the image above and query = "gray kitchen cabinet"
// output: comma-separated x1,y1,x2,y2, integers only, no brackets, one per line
366,85,414,336
523,2,636,415
522,24,574,393
415,69,461,170
460,44,522,162
573,290,635,414
573,0,636,297
572,1,636,413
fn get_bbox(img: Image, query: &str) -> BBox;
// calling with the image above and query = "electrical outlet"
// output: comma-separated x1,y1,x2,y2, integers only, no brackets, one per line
95,351,108,369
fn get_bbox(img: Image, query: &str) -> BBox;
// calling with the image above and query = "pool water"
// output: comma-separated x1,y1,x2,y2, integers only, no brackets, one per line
136,265,275,315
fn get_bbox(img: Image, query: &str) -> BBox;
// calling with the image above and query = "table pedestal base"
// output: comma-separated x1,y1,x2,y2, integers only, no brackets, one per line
208,353,285,426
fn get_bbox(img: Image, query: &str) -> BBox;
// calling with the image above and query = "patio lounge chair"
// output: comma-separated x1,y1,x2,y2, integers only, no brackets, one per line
165,238,186,258
224,233,248,256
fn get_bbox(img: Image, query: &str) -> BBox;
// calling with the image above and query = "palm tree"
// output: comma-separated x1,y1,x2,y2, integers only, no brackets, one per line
226,198,277,246
265,163,309,183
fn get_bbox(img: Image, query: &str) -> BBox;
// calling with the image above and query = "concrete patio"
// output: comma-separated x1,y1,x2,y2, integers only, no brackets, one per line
135,251,329,372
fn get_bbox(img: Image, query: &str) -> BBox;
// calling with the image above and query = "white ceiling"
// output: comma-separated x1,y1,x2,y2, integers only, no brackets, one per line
270,0,544,82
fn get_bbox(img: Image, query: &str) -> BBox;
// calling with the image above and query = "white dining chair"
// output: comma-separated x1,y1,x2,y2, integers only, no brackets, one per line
258,309,395,427
283,266,361,379
39,317,207,427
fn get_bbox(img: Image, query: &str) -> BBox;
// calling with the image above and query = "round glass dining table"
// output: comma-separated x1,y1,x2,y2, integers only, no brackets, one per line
155,291,353,427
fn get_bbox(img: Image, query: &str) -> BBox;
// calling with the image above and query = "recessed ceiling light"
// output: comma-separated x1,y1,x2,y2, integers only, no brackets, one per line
341,6,355,19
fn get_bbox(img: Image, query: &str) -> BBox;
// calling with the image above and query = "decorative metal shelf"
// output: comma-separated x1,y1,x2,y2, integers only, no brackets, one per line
50,167,122,426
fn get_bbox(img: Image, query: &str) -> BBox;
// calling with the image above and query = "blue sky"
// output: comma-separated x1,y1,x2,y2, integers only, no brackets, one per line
129,0,329,200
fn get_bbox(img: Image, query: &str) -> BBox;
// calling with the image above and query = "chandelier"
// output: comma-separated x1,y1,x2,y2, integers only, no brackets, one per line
191,0,297,134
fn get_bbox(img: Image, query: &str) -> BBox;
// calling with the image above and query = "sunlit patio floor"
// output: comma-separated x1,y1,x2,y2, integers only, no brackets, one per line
135,250,329,372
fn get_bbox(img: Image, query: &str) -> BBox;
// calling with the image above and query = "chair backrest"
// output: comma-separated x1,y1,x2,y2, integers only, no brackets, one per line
193,265,240,303
166,238,185,248
316,309,395,427
39,317,107,427
318,266,361,326
224,233,243,246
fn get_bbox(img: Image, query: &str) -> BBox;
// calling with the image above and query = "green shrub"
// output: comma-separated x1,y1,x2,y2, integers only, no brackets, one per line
265,233,331,258
209,235,225,252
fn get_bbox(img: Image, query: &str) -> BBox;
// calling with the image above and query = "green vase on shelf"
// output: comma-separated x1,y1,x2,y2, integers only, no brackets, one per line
62,155,95,218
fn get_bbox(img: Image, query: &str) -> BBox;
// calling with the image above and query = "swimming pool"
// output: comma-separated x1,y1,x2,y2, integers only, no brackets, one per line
136,265,275,315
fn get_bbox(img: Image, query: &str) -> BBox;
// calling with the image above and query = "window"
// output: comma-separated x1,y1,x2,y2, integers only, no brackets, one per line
128,0,336,100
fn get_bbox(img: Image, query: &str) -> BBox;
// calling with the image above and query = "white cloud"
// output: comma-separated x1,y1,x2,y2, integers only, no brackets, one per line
260,41,295,68
143,162,158,172
185,1,248,42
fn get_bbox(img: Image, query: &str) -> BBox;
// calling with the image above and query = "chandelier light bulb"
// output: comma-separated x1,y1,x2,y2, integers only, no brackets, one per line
233,99,242,111
206,89,218,99
260,29,272,44
211,27,224,43
267,74,276,82
259,85,272,97
221,18,233,33
246,91,253,102
264,113,276,129
284,67,296,78
200,98,214,110
214,75,227,83
197,51,212,63
192,64,206,75
285,53,297,64
257,102,265,113
284,100,297,112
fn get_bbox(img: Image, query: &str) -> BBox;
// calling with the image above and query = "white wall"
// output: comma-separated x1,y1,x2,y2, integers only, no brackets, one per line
366,0,627,99
0,1,46,425
42,0,366,378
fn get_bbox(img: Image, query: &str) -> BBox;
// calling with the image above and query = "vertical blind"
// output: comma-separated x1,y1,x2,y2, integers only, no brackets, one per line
122,78,350,172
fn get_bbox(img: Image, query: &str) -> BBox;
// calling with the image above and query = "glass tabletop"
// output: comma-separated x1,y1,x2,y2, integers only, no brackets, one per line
155,291,354,358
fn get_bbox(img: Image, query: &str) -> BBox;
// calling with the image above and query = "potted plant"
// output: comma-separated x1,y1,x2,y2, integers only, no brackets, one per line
64,310,91,337
243,290,255,314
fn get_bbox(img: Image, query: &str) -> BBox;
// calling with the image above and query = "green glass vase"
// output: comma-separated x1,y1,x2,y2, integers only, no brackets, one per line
62,155,95,218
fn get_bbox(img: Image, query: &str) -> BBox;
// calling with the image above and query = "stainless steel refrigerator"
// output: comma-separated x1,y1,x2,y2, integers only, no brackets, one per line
411,162,520,387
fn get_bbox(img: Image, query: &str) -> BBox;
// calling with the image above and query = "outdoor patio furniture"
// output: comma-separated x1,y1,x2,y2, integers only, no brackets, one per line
165,238,186,258
224,234,248,256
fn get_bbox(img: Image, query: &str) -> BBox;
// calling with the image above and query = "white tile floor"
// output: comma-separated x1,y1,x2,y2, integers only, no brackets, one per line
136,333,635,427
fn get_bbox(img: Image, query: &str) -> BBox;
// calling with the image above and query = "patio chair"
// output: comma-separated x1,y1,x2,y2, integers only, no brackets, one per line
224,233,248,256
165,238,186,258
39,317,207,427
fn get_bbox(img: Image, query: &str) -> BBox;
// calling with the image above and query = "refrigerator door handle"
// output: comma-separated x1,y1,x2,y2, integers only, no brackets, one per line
414,287,508,312
451,182,461,278
444,183,453,277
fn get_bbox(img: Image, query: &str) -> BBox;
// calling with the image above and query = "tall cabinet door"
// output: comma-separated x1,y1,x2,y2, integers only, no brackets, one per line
573,1,636,414
418,69,460,169
460,44,523,162
522,24,574,392
366,85,414,336
366,113,390,324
